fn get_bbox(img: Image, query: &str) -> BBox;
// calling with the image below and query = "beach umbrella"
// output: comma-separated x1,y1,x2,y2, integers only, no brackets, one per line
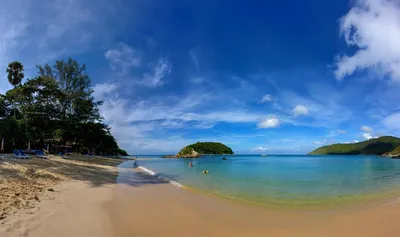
1,137,4,151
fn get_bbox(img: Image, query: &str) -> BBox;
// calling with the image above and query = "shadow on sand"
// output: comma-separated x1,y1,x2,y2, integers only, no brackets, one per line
0,157,177,188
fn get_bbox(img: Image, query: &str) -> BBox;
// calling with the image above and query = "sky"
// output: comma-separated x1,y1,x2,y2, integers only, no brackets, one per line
1,0,400,154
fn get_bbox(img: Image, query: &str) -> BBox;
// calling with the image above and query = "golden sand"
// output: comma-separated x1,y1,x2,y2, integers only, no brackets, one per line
1,157,400,237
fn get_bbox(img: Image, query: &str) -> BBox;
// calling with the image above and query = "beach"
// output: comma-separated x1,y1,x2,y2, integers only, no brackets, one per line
0,155,123,236
1,157,400,237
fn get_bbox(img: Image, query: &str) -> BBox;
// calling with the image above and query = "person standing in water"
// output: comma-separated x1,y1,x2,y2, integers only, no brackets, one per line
189,161,194,168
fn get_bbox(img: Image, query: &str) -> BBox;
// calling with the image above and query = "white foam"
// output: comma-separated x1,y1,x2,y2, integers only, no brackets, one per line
138,166,184,188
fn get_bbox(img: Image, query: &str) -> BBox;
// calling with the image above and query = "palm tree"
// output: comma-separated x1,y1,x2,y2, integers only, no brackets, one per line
6,61,24,118
7,61,24,86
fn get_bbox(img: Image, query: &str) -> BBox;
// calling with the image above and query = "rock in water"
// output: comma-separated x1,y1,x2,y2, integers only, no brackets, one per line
176,147,200,158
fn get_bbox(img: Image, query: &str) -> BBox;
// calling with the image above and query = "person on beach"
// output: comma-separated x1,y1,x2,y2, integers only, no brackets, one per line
133,159,138,168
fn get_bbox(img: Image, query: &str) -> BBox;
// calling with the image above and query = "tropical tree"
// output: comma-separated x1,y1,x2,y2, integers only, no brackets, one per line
6,61,24,118
1,58,127,155
6,61,24,87
37,58,100,121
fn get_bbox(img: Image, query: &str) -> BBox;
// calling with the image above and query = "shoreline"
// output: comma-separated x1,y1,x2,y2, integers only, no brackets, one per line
135,163,400,211
107,165,400,237
2,158,400,236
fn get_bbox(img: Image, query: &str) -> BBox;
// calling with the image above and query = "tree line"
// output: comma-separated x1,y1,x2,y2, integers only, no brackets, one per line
0,58,128,156
187,142,234,155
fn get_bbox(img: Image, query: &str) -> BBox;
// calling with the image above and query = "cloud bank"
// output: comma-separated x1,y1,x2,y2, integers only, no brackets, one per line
335,0,400,81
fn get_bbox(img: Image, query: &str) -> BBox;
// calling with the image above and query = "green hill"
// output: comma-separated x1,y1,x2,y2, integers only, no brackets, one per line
187,142,234,155
167,142,234,158
309,136,400,155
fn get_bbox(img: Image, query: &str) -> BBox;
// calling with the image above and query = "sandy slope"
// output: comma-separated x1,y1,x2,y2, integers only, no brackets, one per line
0,155,123,236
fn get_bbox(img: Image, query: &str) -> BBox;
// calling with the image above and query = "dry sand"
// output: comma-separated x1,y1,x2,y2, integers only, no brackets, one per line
0,155,123,236
2,157,400,237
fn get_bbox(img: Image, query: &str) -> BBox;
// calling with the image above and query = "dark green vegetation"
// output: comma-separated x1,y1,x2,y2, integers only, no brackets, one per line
309,136,400,155
187,142,234,155
165,142,234,158
0,58,128,156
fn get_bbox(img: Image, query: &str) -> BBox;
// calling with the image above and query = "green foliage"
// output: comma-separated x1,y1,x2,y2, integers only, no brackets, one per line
309,136,400,155
116,148,129,156
1,58,126,155
37,58,101,122
186,142,234,155
390,146,400,156
6,61,24,87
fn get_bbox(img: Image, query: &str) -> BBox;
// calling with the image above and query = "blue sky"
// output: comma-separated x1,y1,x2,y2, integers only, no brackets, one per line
1,0,400,154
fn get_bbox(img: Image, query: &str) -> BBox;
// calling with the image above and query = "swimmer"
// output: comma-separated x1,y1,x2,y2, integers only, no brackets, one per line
202,170,208,174
189,161,194,168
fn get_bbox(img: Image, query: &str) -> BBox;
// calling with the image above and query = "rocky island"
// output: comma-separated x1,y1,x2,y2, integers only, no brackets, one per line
164,142,234,158
309,136,400,157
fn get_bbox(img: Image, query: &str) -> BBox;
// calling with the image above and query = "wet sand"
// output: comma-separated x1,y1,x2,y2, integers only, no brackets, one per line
104,168,400,237
3,160,400,237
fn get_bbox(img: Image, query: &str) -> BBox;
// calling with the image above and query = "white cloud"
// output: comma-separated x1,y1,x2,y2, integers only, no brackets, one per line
363,133,373,140
105,43,141,74
335,0,400,81
338,130,347,134
383,112,400,130
361,126,373,133
93,83,119,100
252,146,269,152
142,59,172,87
259,94,273,103
92,84,270,152
360,126,374,140
344,140,359,144
258,118,280,128
292,105,309,116
271,87,353,128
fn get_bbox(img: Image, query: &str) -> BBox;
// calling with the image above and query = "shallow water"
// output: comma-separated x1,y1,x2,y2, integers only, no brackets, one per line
133,155,400,206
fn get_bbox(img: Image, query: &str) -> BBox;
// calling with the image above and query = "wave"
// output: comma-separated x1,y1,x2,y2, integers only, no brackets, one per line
138,166,184,188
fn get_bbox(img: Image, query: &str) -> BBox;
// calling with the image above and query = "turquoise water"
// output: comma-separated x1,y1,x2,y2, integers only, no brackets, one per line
138,155,400,206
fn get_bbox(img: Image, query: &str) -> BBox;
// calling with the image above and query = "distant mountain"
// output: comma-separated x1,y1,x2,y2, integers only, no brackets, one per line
309,136,400,156
165,142,234,158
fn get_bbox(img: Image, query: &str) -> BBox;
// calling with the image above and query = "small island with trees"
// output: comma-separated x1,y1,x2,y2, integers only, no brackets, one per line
165,142,234,158
309,136,400,158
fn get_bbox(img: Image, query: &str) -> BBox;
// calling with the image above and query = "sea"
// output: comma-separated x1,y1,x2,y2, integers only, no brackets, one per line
127,155,400,207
